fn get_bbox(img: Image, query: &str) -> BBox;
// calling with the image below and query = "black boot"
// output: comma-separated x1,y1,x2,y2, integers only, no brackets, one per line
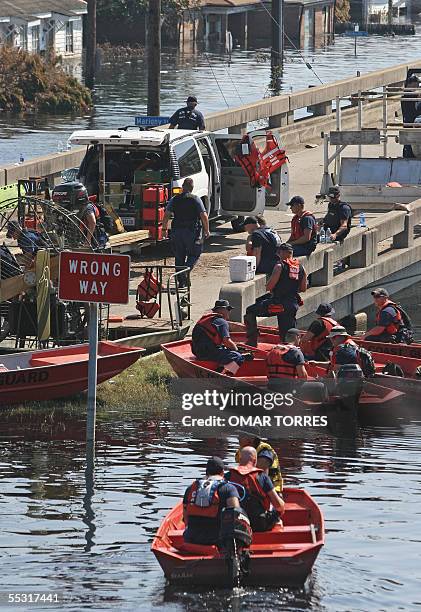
244,312,259,347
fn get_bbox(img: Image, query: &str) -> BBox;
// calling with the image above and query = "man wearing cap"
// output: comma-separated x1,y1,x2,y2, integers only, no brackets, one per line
169,96,205,131
235,428,283,493
244,215,281,274
266,328,309,382
6,221,47,257
310,325,374,378
365,288,411,343
401,74,420,158
163,177,210,288
227,446,284,532
287,196,317,257
300,303,338,361
244,243,307,345
183,456,240,545
323,187,352,242
192,300,251,375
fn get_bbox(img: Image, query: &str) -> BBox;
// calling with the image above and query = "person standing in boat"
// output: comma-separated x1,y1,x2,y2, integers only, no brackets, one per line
183,457,240,545
244,243,307,345
191,300,252,376
364,288,413,344
227,447,285,532
235,428,283,493
300,303,339,361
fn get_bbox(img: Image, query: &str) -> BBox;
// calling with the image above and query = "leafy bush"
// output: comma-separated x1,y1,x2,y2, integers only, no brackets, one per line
0,46,92,113
335,0,351,23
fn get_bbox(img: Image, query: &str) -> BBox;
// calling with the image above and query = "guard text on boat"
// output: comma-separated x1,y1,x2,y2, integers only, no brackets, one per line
58,252,130,304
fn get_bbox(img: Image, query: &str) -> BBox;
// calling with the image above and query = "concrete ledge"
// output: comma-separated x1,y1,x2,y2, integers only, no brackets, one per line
393,213,414,248
0,168,5,187
3,147,85,185
369,210,406,241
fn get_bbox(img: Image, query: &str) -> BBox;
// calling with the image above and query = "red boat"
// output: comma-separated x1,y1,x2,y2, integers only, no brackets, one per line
162,340,403,411
0,341,143,406
152,487,324,586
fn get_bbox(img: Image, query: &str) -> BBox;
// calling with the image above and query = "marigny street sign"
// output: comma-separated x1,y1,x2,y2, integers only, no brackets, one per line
58,251,130,304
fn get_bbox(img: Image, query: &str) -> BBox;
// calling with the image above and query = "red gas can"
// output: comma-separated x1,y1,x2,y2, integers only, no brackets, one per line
143,185,168,206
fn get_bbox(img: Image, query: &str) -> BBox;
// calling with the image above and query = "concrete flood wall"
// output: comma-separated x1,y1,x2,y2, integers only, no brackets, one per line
2,58,421,187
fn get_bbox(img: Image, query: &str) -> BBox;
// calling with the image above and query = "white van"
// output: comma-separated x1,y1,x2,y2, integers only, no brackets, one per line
69,128,289,231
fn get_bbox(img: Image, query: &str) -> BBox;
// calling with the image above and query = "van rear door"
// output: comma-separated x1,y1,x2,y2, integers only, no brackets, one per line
210,134,265,216
249,130,289,211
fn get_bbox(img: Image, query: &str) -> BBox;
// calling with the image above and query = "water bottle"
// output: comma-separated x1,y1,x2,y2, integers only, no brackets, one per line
19,153,24,163
359,211,367,228
325,228,332,243
319,228,326,243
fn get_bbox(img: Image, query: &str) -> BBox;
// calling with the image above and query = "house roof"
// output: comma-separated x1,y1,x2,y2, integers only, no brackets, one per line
199,0,264,7
0,0,87,20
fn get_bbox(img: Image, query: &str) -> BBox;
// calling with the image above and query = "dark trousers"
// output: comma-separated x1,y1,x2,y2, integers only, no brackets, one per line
171,228,203,286
292,244,315,257
192,341,245,366
244,294,298,344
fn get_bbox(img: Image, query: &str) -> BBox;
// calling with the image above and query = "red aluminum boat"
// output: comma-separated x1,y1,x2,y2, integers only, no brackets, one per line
162,340,404,410
0,341,143,405
152,487,324,587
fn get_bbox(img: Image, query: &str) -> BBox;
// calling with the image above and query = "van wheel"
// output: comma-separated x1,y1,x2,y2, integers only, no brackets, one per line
231,216,245,232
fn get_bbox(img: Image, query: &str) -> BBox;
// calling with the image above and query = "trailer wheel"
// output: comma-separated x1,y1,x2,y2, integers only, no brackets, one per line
231,216,245,232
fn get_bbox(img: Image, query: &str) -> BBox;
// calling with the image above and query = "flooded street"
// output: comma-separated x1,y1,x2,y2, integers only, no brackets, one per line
1,403,420,610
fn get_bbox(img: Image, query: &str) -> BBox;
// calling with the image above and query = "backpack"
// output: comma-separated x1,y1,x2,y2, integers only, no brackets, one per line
193,479,221,508
357,346,376,377
96,203,114,232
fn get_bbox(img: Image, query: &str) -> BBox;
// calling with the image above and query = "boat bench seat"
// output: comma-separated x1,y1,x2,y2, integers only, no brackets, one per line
0,365,8,372
29,354,89,366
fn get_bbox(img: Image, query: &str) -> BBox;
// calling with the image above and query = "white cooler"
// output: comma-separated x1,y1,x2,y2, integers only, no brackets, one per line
229,256,256,282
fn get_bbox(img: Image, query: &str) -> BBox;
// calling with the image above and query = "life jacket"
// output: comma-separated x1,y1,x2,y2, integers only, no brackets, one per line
228,466,270,512
235,443,283,492
331,338,357,369
301,316,338,355
272,258,303,302
266,344,298,379
290,211,317,242
193,313,223,346
185,478,224,518
235,132,287,188
375,301,403,335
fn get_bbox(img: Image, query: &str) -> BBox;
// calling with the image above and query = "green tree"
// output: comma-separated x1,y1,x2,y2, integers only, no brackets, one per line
335,0,351,23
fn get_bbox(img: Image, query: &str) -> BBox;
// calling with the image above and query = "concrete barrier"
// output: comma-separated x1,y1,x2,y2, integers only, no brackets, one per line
2,147,85,187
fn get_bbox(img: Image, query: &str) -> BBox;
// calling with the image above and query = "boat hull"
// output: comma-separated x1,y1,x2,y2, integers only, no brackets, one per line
112,323,189,352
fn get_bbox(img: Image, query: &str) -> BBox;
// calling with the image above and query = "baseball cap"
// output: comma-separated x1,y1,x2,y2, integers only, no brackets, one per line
278,242,293,252
316,302,335,316
371,288,389,298
288,195,305,207
286,328,301,336
6,220,21,238
187,95,198,103
328,186,340,197
213,299,234,311
328,325,349,338
242,216,259,226
258,449,274,466
206,456,225,475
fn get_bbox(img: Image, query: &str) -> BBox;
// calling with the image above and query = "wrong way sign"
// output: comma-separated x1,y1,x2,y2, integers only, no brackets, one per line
58,251,130,304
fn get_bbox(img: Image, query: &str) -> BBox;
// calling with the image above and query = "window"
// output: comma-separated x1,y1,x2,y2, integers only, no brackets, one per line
31,25,39,52
173,140,202,178
65,21,74,53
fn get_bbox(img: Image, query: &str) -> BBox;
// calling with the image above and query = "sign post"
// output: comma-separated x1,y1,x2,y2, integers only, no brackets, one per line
58,251,130,444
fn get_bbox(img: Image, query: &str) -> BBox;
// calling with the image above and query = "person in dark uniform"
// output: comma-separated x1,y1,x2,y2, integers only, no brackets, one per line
244,243,307,345
243,215,281,274
401,74,420,158
162,177,210,288
323,187,352,242
192,299,251,376
286,196,317,257
300,302,338,361
169,96,205,131
6,221,47,256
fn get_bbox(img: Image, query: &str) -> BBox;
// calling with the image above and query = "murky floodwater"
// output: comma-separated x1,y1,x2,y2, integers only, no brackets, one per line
0,403,420,611
2,27,421,165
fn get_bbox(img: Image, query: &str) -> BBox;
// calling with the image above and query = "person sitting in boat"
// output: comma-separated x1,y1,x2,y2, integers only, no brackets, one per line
191,300,252,376
235,428,283,493
266,328,309,384
364,288,413,344
300,303,339,361
183,456,240,545
226,447,285,532
310,326,375,378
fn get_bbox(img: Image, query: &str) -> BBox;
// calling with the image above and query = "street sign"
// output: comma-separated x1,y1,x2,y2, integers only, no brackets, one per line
135,116,171,127
344,30,368,36
58,251,130,304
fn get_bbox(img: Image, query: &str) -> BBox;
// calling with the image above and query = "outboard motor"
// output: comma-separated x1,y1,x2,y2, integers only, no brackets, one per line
219,506,252,587
51,182,88,212
336,364,364,407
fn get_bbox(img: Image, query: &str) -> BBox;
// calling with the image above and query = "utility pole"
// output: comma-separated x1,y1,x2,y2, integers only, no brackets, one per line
147,0,161,115
388,0,393,32
271,0,283,69
85,0,96,89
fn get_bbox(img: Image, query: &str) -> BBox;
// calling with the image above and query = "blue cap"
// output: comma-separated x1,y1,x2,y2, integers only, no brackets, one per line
258,449,274,465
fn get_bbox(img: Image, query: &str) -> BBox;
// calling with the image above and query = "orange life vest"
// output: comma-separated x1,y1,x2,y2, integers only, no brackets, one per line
260,132,288,179
331,338,358,368
375,301,403,335
235,133,287,188
228,466,270,512
194,313,223,346
185,478,223,518
266,344,298,379
290,211,317,242
301,316,338,354
284,257,301,280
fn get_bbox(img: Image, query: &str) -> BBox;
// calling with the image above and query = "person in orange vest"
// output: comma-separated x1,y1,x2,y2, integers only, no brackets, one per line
244,243,307,345
300,303,339,361
226,447,285,532
364,288,412,343
192,300,252,375
183,457,240,545
286,196,318,257
266,328,309,383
